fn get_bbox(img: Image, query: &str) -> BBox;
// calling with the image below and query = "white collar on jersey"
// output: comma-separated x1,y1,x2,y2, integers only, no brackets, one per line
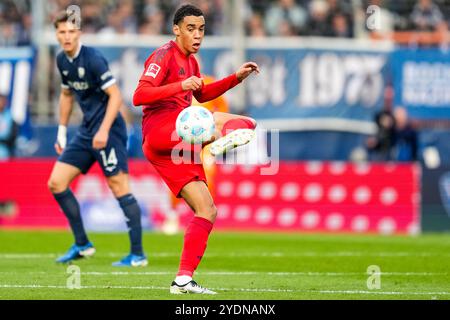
66,43,83,63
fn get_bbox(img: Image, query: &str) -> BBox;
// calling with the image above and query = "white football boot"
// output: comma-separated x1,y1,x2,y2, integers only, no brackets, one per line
209,128,255,156
169,280,217,295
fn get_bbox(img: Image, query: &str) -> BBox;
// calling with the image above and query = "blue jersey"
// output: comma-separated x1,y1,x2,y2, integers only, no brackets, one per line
56,45,125,139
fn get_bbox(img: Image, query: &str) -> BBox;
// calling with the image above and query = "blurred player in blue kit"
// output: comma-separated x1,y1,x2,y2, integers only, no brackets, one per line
47,11,147,267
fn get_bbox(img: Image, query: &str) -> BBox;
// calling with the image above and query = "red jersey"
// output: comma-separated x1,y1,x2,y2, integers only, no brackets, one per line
133,40,240,136
137,41,199,115
134,40,244,197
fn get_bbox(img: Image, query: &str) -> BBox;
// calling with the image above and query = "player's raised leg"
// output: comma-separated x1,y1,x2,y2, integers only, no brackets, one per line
48,161,95,263
107,171,147,267
208,112,257,156
170,181,217,294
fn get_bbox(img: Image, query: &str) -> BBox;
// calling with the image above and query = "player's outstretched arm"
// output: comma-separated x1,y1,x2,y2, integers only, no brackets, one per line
235,62,260,81
193,62,260,103
55,88,74,155
133,76,203,106
93,84,123,150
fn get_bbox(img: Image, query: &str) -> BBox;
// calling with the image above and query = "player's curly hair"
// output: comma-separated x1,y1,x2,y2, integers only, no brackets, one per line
173,4,204,25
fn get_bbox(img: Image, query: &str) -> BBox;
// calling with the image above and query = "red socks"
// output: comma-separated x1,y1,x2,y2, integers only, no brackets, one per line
221,118,256,136
177,216,214,277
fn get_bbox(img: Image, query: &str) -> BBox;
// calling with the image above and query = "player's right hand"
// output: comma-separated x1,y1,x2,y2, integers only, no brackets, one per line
55,125,67,155
182,76,203,91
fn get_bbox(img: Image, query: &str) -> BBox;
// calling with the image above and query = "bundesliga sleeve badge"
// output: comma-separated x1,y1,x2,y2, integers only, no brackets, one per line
145,63,161,79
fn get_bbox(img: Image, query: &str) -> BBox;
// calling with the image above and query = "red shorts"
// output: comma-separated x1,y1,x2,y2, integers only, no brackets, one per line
142,107,206,197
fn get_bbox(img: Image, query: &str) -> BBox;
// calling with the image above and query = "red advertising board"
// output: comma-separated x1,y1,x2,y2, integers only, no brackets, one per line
208,162,421,234
0,160,420,234
0,160,170,230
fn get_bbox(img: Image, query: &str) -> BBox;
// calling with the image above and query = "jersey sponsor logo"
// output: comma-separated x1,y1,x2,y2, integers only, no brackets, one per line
145,63,161,78
63,70,69,76
78,67,85,78
68,81,89,90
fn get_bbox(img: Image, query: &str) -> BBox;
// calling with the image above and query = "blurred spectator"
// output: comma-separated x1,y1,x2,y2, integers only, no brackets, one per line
277,17,298,36
247,0,273,14
410,0,444,31
327,0,352,14
366,92,419,164
18,12,32,45
392,107,418,162
329,12,352,38
140,0,163,35
0,22,20,46
117,0,138,33
0,0,31,46
79,0,105,33
367,88,396,161
326,0,354,37
304,0,331,36
98,10,124,36
143,0,161,18
436,20,450,49
139,10,165,35
33,0,450,39
367,110,396,161
98,0,137,36
0,94,18,160
264,0,308,36
194,0,221,35
246,12,267,37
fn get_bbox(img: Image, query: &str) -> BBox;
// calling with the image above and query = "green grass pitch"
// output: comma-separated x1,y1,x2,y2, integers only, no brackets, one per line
0,230,449,300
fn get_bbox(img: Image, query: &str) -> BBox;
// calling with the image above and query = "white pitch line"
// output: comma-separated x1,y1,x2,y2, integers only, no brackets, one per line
0,271,446,277
0,284,448,296
64,271,450,276
0,284,167,290
0,254,57,259
1,251,449,259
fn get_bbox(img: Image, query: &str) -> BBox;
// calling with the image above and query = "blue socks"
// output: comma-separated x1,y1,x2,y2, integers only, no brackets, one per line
53,189,89,246
117,194,144,256
53,190,143,256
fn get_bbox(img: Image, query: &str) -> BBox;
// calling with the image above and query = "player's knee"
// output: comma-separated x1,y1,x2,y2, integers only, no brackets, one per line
107,181,122,197
47,178,66,194
205,204,217,223
197,203,217,223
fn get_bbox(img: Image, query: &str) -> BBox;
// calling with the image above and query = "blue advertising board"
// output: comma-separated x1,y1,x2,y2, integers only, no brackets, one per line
245,49,388,123
392,48,450,119
68,45,389,131
0,47,35,125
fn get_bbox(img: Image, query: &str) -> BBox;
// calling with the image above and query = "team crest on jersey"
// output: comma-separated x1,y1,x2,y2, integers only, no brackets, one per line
63,70,69,76
78,67,85,78
145,63,161,79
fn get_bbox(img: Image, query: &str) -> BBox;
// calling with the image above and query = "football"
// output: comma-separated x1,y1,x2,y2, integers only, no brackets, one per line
175,106,215,144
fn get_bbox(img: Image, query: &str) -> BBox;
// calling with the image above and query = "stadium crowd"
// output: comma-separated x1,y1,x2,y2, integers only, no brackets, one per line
1,0,450,45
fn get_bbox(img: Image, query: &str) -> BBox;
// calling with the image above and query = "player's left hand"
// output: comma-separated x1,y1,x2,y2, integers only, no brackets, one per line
236,62,260,81
93,130,109,150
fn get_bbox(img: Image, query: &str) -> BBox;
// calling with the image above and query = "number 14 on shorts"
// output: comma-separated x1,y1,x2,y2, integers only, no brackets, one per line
100,148,118,172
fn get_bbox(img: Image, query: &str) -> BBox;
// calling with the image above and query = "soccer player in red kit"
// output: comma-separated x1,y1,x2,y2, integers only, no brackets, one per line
133,4,259,294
